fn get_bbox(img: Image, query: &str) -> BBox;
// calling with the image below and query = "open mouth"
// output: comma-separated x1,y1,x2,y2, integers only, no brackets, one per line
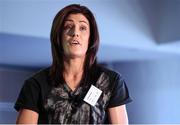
70,40,80,45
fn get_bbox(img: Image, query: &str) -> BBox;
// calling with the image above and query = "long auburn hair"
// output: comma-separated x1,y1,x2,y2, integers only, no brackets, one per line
50,4,100,86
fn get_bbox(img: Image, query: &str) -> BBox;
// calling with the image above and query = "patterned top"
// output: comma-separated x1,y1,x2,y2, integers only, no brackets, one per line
14,66,132,124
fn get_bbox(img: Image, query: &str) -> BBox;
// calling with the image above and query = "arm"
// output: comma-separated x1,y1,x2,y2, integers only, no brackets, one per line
108,105,129,124
16,109,39,124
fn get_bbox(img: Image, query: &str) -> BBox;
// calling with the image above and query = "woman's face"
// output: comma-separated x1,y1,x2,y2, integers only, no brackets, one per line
62,13,90,59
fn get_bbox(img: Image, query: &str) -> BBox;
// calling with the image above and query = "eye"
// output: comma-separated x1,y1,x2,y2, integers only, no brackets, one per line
64,24,73,30
80,26,87,31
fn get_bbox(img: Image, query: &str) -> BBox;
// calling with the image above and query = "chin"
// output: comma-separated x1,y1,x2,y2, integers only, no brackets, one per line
67,53,86,59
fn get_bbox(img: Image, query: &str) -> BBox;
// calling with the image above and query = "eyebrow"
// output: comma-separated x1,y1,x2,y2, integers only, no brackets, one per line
65,19,89,25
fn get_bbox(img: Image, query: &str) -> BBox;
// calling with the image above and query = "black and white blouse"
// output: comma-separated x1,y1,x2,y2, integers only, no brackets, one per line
14,66,132,124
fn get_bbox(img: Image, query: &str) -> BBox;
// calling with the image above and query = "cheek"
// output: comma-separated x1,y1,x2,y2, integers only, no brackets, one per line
62,33,67,42
82,37,89,50
83,32,90,46
62,35,69,50
62,34,70,47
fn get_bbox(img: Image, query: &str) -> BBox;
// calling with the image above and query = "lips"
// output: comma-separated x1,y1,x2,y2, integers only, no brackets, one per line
70,40,80,45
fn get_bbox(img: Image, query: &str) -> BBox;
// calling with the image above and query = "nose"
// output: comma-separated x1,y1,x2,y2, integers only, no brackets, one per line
72,27,79,37
73,33,79,37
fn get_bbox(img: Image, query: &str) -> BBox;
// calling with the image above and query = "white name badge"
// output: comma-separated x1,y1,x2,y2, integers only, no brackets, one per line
83,85,102,106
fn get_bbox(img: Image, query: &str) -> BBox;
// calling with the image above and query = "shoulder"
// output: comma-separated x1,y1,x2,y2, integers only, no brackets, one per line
94,65,124,92
23,67,52,101
14,68,51,113
97,65,122,81
27,67,50,82
24,67,51,89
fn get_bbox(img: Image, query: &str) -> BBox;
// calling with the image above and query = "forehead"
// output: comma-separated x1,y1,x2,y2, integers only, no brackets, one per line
65,13,89,25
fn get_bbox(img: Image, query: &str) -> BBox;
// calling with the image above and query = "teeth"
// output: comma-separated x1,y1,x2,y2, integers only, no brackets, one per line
71,40,79,44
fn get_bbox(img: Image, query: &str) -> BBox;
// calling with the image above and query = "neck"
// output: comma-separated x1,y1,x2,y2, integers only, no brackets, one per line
63,57,85,77
63,57,86,90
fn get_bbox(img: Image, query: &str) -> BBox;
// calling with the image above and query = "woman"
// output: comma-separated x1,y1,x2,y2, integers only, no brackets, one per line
14,4,132,124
